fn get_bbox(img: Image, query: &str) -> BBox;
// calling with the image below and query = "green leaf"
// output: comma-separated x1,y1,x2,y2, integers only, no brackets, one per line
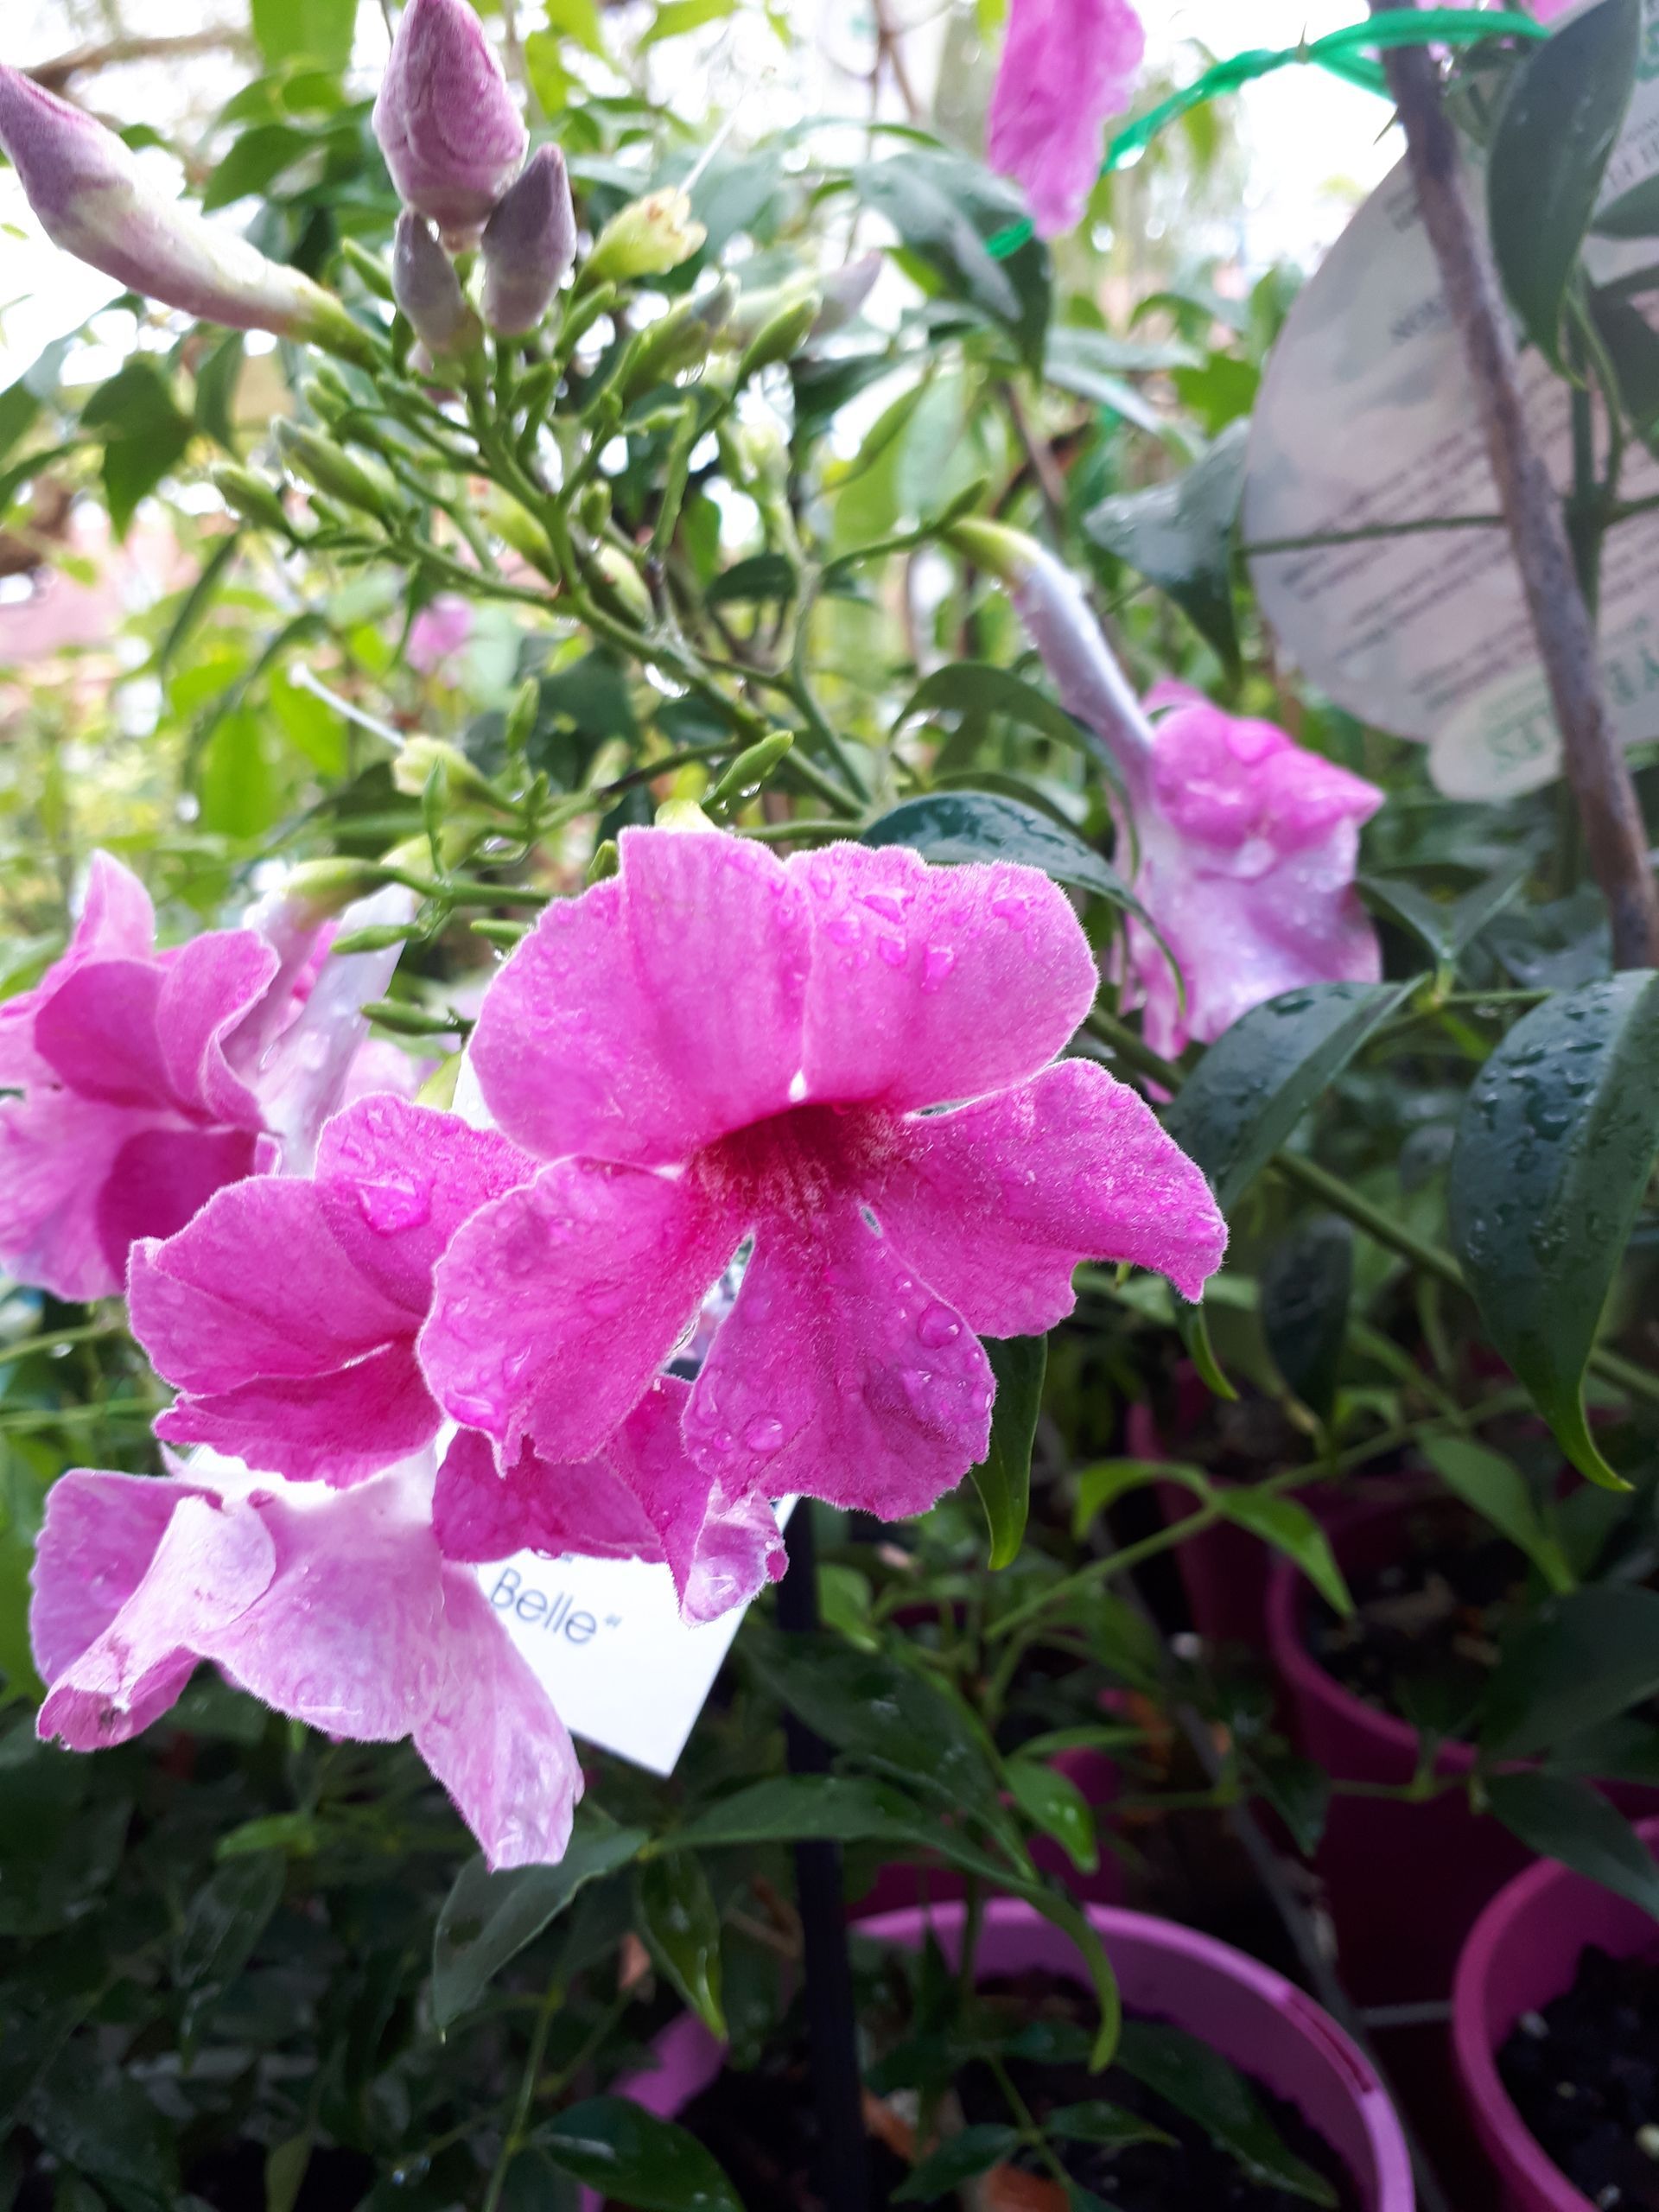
1421,1436,1573,1592
862,790,1145,925
969,1334,1045,1568
193,331,246,454
1259,1213,1351,1424
431,1818,648,2028
1115,2023,1337,2207
197,710,279,841
676,1776,1015,1887
24,2043,180,2212
1487,0,1641,368
543,0,607,55
203,123,315,212
1447,972,1659,1488
264,2135,311,2212
1590,289,1659,443
1357,854,1530,968
1485,1772,1659,1920
1482,1585,1659,1755
533,2098,742,2211
1044,327,1186,442
1005,1757,1098,1873
1083,424,1247,677
1592,169,1659,238
891,2126,1020,2202
157,533,243,679
853,149,1051,369
0,338,70,469
251,0,359,71
634,1852,726,2039
173,1852,284,1993
1072,1458,1206,1538
895,659,1124,791
1046,2101,1173,2149
1213,1491,1352,1616
1163,979,1415,1213
640,0,737,41
80,359,194,537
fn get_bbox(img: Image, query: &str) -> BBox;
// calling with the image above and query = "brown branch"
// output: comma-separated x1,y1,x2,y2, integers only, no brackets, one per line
1369,0,1659,968
871,0,922,123
26,29,249,95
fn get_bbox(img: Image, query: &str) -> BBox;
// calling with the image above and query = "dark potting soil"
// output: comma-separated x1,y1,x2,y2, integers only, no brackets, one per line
1305,1499,1526,1736
1498,1942,1659,2210
673,1982,1361,2212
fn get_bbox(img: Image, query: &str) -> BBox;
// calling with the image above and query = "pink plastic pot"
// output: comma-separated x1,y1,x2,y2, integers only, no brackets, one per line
1452,1816,1659,2212
586,1897,1414,2211
1266,1499,1535,2007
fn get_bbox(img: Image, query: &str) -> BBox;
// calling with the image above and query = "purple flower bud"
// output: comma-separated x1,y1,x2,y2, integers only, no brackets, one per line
480,145,576,334
373,0,528,246
0,67,347,343
392,209,478,355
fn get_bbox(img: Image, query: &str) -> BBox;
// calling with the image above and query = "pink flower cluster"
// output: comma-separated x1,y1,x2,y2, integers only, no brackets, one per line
22,830,1227,1867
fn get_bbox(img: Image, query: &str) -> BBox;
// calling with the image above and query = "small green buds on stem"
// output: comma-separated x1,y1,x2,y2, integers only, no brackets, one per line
705,733,795,821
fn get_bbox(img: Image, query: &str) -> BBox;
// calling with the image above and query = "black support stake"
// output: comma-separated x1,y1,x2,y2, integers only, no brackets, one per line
776,1500,870,2212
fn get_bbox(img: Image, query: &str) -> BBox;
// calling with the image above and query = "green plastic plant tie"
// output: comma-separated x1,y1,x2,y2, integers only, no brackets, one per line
985,8,1549,260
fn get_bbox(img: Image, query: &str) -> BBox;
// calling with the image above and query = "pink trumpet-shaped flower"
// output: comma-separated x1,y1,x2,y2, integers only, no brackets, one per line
0,68,353,344
30,1449,581,1870
988,0,1145,239
418,829,1225,1527
0,856,405,1302
963,523,1384,1058
373,0,528,245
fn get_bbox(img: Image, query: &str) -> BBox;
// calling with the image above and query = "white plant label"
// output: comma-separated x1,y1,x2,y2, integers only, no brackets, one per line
1244,10,1659,799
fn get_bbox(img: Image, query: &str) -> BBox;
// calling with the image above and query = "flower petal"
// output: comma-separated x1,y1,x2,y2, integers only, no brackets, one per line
471,829,811,1167
434,1423,659,1563
33,959,174,1107
607,1376,785,1621
0,1093,182,1302
867,1057,1227,1325
419,1566,582,1869
154,1342,438,1488
792,843,1098,1112
684,1198,995,1520
29,1466,186,1687
421,1157,737,1465
36,1486,276,1750
96,1126,261,1282
156,929,276,1125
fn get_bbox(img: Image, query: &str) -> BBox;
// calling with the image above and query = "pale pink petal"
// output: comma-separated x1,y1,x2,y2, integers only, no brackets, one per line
421,1158,738,1465
434,1424,659,1563
792,842,1098,1112
29,1467,184,1685
315,1095,532,1313
154,1343,438,1488
677,1488,788,1625
130,1177,415,1393
1150,702,1382,855
684,1198,995,1521
0,853,155,1089
607,1376,785,1620
866,1058,1226,1324
470,829,811,1166
419,1565,582,1869
36,1488,275,1750
988,0,1145,238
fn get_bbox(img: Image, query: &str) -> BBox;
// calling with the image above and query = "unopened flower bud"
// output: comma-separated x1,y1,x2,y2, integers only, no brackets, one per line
0,67,359,352
393,209,480,356
372,0,528,245
483,488,558,579
736,292,820,384
813,250,881,336
576,481,612,536
589,543,653,626
705,732,793,819
585,838,620,887
613,295,719,404
213,465,294,537
276,420,403,526
587,188,705,284
482,144,576,334
392,736,512,812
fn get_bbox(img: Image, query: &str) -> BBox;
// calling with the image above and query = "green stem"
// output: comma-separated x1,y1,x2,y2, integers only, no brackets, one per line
481,1976,564,2212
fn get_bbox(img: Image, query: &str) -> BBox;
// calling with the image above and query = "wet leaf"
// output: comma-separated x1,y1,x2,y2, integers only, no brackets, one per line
1005,1756,1098,1872
1486,1772,1659,1920
1259,1214,1352,1423
634,1852,726,2038
533,2098,742,2211
1447,973,1659,1486
863,791,1142,922
1084,424,1247,675
1115,2023,1337,2206
969,1333,1046,1569
1482,1585,1659,1755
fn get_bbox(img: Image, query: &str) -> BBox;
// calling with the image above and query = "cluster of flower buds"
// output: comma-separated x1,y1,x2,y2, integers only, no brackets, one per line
373,0,577,351
0,67,369,357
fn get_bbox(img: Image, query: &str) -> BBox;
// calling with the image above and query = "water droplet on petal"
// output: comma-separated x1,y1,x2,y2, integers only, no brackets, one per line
876,932,907,969
921,944,956,992
744,1414,785,1456
917,1302,961,1350
357,1178,432,1233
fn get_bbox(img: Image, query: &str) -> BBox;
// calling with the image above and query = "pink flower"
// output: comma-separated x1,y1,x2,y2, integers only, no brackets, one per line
988,0,1145,239
0,855,406,1302
406,593,474,674
0,68,352,344
418,829,1226,1528
963,524,1384,1059
30,1449,579,1869
373,0,528,245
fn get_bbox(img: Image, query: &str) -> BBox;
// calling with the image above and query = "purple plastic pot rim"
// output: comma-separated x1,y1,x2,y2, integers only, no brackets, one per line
1265,1498,1478,1775
1451,1813,1659,2212
588,1895,1413,2212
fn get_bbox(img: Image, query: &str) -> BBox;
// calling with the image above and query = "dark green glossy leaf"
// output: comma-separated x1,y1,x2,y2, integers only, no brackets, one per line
852,150,1051,368
969,1333,1046,1569
1447,972,1659,1486
1357,854,1530,968
1259,1213,1351,1423
1482,1585,1659,1755
1163,979,1415,1212
1005,1756,1097,1872
24,2042,180,2212
1115,2023,1337,2206
896,658,1102,756
676,1775,1016,1887
533,2098,742,2211
172,1851,283,1993
862,791,1153,933
1084,424,1247,676
1590,289,1659,444
1046,2101,1173,2149
431,1817,648,2028
634,1852,726,2038
1044,327,1184,440
891,2125,1020,2202
1487,0,1641,368
1485,1772,1659,1920
1213,1491,1351,1616
1421,1436,1573,1592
